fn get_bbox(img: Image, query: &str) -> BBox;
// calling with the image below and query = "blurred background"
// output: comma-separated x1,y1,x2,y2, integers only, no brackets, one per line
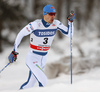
0,0,100,79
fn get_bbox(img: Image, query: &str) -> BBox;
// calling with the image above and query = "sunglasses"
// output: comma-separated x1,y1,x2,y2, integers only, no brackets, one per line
48,13,56,16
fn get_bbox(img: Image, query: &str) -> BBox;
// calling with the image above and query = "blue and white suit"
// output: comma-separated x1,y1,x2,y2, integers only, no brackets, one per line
14,19,74,89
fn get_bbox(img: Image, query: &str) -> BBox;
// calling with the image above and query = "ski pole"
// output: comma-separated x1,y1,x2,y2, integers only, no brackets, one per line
0,62,10,73
70,22,73,84
69,10,75,84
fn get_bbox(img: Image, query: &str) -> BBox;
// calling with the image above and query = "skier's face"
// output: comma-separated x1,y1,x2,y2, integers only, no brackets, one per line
44,13,56,23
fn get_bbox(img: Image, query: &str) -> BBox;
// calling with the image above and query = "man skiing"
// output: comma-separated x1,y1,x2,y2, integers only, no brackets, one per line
8,4,75,89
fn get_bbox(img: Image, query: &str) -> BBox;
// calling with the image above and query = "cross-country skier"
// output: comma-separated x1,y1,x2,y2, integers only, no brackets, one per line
8,4,75,89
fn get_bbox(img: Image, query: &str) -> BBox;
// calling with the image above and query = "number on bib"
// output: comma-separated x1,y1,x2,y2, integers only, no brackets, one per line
43,38,48,44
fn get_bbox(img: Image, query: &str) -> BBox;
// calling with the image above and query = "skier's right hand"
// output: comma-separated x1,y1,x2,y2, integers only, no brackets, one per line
8,51,19,63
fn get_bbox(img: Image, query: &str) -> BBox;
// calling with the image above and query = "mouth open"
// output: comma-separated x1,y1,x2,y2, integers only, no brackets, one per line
51,19,54,23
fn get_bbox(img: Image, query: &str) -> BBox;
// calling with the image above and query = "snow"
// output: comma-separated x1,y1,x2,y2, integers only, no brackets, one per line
0,44,100,92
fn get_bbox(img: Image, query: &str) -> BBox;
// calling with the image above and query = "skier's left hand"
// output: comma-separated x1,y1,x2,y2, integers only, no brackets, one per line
67,11,75,22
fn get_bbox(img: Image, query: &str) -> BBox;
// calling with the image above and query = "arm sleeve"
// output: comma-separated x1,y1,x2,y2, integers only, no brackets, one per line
57,20,74,37
14,22,37,52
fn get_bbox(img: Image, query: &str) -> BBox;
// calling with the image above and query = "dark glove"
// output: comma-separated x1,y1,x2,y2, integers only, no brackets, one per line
8,51,19,63
67,11,75,22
